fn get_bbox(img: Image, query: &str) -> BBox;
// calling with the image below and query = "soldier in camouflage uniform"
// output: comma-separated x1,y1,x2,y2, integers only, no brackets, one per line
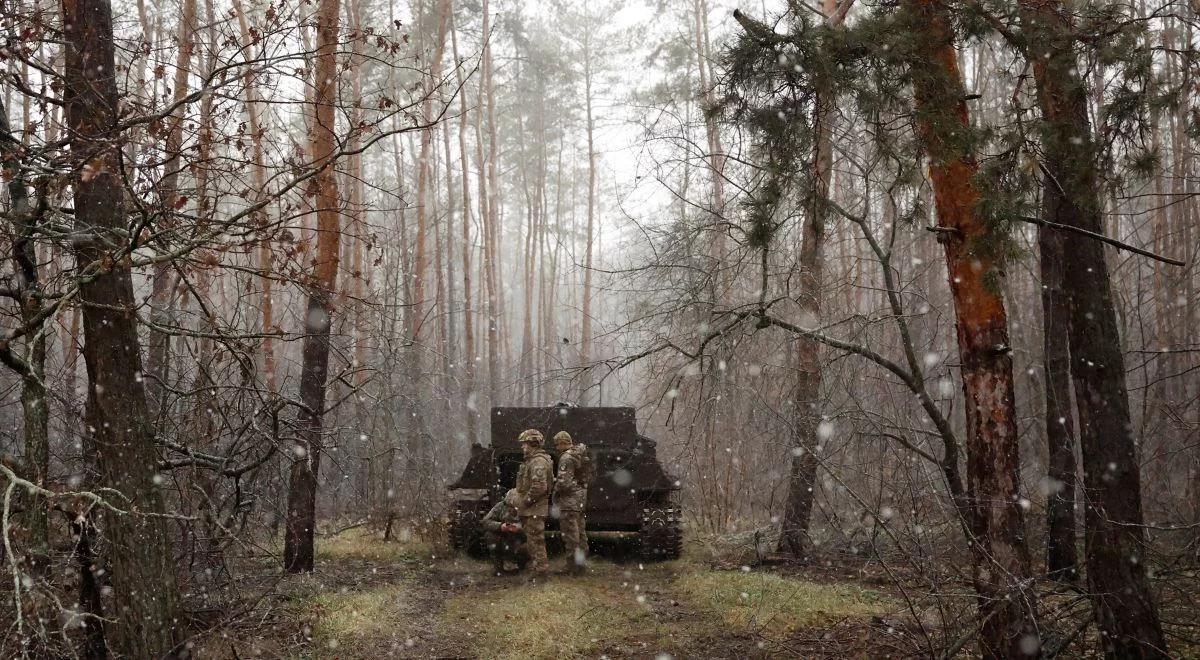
553,431,590,574
516,429,553,577
480,488,527,575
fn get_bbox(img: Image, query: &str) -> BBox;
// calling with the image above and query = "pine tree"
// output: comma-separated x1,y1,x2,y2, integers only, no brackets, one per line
284,0,342,573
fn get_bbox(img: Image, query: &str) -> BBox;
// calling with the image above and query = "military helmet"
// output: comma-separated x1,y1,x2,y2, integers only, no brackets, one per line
517,428,544,446
503,488,520,508
553,431,573,445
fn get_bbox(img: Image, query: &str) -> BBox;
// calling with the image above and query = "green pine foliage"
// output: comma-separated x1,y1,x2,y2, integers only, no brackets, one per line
716,0,1178,273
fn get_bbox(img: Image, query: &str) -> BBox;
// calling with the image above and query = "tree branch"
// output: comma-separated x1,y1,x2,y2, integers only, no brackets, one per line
1014,215,1185,267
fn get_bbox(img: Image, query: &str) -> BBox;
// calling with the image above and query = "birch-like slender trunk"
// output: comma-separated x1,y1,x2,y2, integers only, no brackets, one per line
480,0,501,400
579,23,597,404
449,10,477,441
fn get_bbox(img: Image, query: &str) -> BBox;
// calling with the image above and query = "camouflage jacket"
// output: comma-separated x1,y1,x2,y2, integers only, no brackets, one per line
480,500,521,534
516,449,553,517
554,445,589,512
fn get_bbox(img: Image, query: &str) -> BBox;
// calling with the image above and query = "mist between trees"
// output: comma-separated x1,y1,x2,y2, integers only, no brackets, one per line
0,0,1196,656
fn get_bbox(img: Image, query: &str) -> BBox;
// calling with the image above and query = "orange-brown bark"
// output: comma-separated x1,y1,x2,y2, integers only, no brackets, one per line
412,0,451,344
233,0,276,392
902,0,1039,655
283,0,341,573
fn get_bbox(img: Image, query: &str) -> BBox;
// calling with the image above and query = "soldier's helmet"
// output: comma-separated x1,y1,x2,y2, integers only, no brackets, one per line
503,488,520,508
517,428,544,446
553,431,573,446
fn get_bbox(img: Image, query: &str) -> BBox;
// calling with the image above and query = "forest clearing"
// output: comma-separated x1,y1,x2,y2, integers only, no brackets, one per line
197,527,911,658
1,0,1199,656
187,523,1185,660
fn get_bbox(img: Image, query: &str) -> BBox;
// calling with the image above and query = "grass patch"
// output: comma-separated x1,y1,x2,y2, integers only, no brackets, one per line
315,527,432,563
308,584,409,654
677,569,895,638
439,575,669,659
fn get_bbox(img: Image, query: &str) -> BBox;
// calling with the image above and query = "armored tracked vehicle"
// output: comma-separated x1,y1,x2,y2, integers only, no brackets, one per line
448,405,682,560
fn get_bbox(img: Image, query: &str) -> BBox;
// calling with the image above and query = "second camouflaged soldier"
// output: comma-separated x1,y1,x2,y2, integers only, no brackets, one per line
480,488,527,575
515,429,553,578
553,431,592,574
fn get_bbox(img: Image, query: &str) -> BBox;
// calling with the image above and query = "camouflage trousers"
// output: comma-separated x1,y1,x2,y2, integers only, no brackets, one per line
559,510,588,567
485,531,527,573
521,516,548,573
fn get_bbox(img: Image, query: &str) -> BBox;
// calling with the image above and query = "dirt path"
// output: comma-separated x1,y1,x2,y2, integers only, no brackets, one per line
419,553,775,659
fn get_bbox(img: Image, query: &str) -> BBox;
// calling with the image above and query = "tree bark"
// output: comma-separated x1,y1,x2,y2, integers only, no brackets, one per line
694,0,727,273
147,0,198,408
283,0,341,573
480,0,501,400
62,0,181,650
0,99,50,567
412,0,451,345
1018,0,1168,654
449,10,477,442
441,113,458,407
234,0,276,392
778,0,841,558
70,512,106,660
186,0,219,438
579,21,597,404
1038,216,1079,581
901,0,1039,655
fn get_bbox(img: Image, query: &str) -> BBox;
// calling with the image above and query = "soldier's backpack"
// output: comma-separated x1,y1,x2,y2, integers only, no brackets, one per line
576,445,596,486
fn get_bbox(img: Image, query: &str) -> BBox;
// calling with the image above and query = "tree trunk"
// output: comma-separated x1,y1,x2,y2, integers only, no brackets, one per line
1038,216,1079,581
70,512,106,660
63,305,81,421
62,0,181,650
185,0,220,448
901,0,1039,655
147,0,198,408
579,25,597,404
480,0,501,400
449,10,477,442
234,0,276,392
283,0,341,573
694,0,726,274
777,0,841,558
1019,0,1168,654
0,99,50,567
441,115,458,409
516,54,536,402
412,0,451,346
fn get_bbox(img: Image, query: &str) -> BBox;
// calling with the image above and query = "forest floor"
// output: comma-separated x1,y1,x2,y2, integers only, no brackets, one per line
193,527,924,659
